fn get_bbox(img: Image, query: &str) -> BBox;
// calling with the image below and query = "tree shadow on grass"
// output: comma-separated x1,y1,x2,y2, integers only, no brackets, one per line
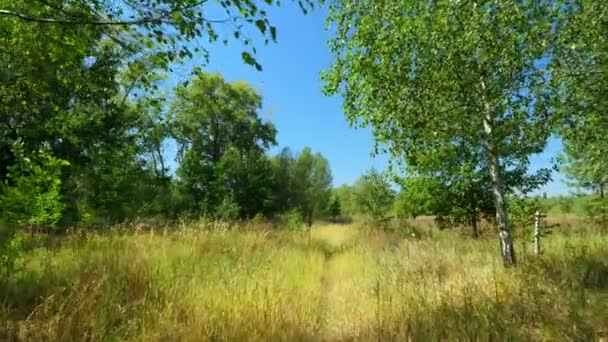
531,253,608,291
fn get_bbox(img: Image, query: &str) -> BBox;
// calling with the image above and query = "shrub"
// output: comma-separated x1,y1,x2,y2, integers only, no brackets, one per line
214,194,240,221
275,209,303,229
0,143,68,231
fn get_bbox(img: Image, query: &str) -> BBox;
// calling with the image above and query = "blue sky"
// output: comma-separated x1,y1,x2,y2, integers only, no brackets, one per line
167,2,569,195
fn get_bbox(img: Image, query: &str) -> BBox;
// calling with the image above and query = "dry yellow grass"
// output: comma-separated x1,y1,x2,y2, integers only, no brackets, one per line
1,223,607,341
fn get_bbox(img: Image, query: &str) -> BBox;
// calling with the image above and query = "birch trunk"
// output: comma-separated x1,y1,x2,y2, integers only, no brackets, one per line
485,120,517,266
480,79,517,267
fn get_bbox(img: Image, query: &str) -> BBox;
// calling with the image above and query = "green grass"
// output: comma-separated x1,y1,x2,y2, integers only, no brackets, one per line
539,195,596,217
1,223,607,341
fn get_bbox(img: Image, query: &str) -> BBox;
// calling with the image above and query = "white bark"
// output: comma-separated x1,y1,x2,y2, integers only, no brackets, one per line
480,79,517,267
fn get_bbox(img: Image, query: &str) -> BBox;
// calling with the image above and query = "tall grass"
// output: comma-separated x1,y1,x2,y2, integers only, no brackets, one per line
1,222,607,341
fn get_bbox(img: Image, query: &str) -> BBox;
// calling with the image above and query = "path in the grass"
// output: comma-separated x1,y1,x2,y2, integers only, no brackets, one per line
310,225,360,341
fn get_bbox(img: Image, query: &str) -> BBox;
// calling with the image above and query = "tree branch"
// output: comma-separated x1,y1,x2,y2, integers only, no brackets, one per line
0,0,241,27
0,8,167,25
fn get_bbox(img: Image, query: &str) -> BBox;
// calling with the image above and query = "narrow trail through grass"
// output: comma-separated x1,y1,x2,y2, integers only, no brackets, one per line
309,225,371,341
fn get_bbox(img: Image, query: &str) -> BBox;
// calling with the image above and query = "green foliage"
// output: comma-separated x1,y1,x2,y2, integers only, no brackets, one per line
0,145,67,294
1,0,319,228
0,234,27,287
394,177,435,219
562,136,608,197
397,175,490,232
171,72,277,219
557,196,574,215
555,1,608,210
0,0,315,75
269,147,298,213
327,196,342,219
275,209,304,230
323,0,560,171
331,185,356,218
214,193,241,222
537,194,595,217
352,170,395,224
0,143,67,229
293,148,333,224
553,1,608,228
323,0,568,263
510,196,541,237
333,172,396,223
1,0,172,226
269,147,333,224
581,196,608,228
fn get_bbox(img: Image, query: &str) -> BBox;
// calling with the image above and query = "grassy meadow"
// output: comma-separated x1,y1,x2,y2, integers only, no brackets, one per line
1,220,607,341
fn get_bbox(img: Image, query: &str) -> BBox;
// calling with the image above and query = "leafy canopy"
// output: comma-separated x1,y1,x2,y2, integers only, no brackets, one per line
0,0,316,72
323,0,561,174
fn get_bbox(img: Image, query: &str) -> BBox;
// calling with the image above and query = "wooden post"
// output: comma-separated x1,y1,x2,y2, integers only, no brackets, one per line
534,211,543,255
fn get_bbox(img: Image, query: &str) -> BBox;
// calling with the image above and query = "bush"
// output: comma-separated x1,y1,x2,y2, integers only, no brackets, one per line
353,170,395,223
510,196,541,238
214,194,240,221
582,195,608,228
275,209,303,229
0,144,67,230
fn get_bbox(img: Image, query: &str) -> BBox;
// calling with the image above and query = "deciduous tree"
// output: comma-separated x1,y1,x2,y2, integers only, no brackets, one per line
170,72,276,218
553,0,608,228
293,148,333,227
324,0,564,266
353,170,395,224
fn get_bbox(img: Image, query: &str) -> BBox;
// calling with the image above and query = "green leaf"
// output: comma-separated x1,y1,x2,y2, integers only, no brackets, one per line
255,19,267,34
241,51,262,71
270,26,277,41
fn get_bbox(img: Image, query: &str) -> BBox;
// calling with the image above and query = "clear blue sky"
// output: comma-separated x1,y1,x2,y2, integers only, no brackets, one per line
167,2,569,195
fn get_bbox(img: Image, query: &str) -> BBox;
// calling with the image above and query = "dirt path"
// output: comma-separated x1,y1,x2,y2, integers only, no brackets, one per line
317,249,337,339
310,225,359,341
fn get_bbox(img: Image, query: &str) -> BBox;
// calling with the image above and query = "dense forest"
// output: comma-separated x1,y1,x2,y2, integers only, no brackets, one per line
1,0,607,340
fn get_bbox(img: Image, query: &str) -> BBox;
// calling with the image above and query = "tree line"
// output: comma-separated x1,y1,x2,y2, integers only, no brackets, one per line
1,67,335,228
1,0,607,268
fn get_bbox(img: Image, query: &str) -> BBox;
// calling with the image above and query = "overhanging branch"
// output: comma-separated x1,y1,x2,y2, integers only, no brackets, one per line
0,8,168,25
0,0,242,27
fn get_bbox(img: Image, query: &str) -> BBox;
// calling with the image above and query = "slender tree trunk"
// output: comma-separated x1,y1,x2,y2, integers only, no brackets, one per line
307,210,313,228
471,213,479,238
151,150,158,176
480,78,516,267
307,209,313,246
154,142,165,178
534,211,542,255
484,117,516,267
469,188,479,238
600,184,606,230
